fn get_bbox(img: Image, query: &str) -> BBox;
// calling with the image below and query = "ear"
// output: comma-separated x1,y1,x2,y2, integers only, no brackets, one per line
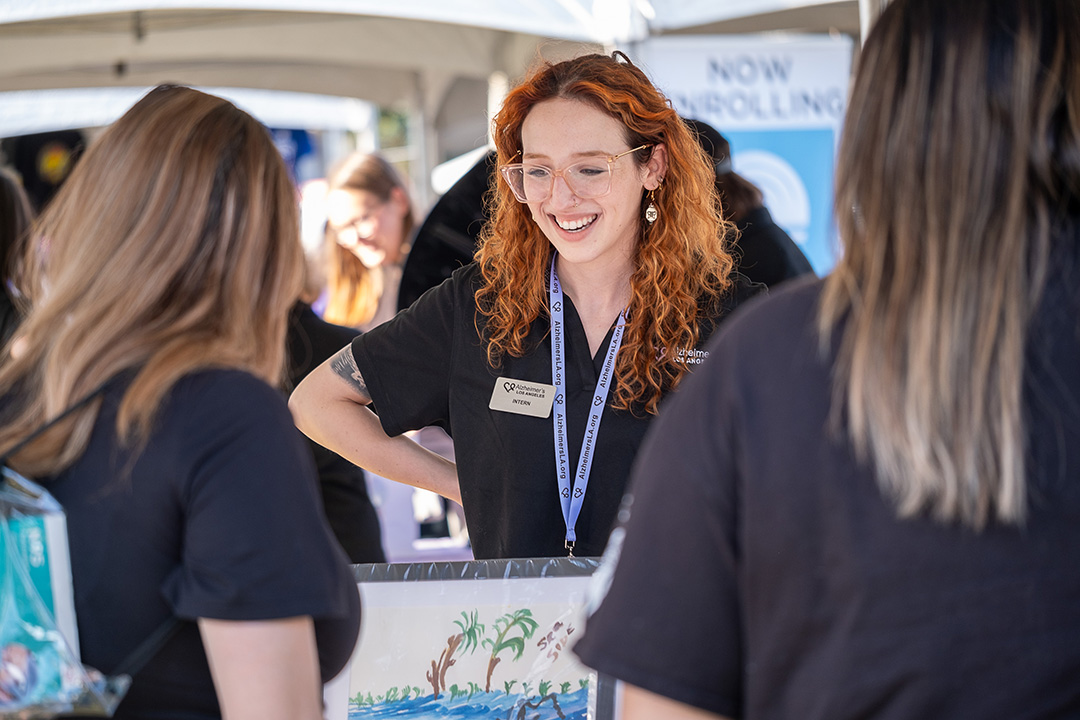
642,144,668,191
389,186,410,216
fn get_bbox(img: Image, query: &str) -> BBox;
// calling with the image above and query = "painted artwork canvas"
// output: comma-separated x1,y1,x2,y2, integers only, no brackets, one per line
325,558,611,720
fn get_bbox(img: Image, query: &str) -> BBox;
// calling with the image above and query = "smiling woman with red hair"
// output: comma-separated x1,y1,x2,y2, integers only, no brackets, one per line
291,52,757,560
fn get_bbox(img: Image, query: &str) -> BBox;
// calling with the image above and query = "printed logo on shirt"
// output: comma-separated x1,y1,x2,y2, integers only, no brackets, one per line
656,347,711,365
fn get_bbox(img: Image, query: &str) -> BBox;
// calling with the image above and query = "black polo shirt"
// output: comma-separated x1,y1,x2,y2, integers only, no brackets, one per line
352,263,753,559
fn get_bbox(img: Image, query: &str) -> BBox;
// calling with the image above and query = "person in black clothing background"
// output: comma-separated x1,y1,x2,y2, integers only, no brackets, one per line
397,152,493,313
0,168,32,345
684,117,814,288
287,300,386,563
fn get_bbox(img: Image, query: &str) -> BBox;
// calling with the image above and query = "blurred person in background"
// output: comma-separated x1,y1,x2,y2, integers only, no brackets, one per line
0,85,360,720
0,130,84,212
574,1,1080,717
684,117,814,288
322,152,414,331
313,154,455,556
0,168,32,345
397,151,494,312
287,264,386,563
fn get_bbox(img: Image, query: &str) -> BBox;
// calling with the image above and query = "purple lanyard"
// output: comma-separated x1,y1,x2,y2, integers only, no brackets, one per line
549,258,626,556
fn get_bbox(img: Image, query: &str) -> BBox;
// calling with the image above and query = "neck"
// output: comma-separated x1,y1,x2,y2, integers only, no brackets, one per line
555,254,633,356
557,254,632,307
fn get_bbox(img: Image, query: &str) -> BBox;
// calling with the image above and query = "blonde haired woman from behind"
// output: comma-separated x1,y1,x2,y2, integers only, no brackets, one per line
0,85,360,720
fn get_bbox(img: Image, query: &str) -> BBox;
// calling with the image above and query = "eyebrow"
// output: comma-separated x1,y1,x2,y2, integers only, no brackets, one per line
522,150,614,162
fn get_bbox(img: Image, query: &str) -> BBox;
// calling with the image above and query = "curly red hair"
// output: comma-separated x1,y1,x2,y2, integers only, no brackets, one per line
475,52,735,414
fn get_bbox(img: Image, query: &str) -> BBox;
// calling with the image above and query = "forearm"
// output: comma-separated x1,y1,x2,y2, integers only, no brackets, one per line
619,683,729,720
289,347,462,505
331,403,461,504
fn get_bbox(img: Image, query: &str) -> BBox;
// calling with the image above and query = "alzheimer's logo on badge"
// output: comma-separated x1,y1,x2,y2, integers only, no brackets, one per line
489,377,556,418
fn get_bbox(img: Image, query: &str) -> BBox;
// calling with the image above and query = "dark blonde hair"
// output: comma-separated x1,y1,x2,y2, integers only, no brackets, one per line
0,85,304,475
819,0,1080,528
478,52,735,415
324,153,414,327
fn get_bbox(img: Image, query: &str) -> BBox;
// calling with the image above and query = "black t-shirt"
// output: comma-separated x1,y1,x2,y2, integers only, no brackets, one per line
733,206,814,289
575,272,1080,718
352,263,754,560
0,289,20,347
287,302,386,563
48,369,361,719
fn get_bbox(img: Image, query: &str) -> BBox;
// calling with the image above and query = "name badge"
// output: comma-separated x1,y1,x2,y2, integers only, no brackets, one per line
488,377,556,418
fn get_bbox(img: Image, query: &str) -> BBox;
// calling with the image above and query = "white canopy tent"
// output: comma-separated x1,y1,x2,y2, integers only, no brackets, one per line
0,1,875,99
0,0,885,203
0,1,608,103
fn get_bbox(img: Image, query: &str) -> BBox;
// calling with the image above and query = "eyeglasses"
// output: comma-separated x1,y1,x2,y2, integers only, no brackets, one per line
500,145,651,203
328,214,377,242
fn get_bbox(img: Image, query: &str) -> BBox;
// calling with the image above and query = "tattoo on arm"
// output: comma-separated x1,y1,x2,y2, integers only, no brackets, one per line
330,346,370,400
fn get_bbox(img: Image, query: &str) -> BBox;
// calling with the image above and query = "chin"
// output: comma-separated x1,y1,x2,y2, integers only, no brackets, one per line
352,250,386,268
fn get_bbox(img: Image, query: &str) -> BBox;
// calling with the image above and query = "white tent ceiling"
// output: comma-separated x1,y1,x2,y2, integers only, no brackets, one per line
0,1,634,107
0,1,863,103
0,1,870,202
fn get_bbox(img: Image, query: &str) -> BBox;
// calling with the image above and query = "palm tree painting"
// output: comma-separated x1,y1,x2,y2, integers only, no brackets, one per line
482,609,540,692
426,610,484,698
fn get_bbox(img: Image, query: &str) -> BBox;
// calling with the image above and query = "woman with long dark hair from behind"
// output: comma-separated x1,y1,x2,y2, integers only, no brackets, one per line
0,85,360,719
575,0,1080,717
290,52,756,560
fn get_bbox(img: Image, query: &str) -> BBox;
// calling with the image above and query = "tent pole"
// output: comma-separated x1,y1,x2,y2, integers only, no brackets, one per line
409,71,434,212
858,0,890,44
487,71,508,150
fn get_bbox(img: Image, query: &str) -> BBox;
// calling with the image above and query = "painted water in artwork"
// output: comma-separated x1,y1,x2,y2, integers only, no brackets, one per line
344,575,596,720
348,685,589,719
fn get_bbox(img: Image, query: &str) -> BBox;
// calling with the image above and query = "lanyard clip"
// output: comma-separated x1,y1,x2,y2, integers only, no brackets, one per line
565,539,575,557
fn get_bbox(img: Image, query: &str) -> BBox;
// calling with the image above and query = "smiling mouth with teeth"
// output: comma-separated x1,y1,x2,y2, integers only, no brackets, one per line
556,214,598,232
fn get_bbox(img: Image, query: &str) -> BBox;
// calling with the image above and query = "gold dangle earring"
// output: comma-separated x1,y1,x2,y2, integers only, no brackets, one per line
644,181,661,225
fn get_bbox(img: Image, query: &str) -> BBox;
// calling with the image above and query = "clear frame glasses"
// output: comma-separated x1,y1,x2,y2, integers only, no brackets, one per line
500,144,651,203
328,214,377,242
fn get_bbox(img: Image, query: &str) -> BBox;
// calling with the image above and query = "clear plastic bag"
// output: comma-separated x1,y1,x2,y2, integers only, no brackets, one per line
0,467,131,718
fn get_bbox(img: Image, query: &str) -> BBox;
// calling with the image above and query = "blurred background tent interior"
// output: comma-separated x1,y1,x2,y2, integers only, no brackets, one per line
0,0,888,561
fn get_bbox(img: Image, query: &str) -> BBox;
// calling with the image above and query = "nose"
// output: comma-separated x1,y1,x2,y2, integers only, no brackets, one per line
549,174,578,209
355,217,379,241
334,226,358,248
